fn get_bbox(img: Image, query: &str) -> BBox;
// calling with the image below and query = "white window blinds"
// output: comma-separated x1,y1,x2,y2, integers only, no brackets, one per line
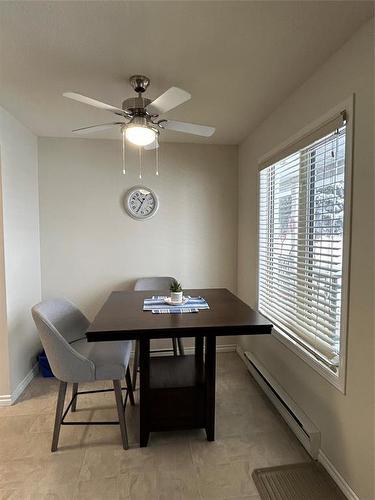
258,114,347,371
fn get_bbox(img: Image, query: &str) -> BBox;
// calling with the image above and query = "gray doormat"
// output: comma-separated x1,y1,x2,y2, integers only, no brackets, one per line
252,462,346,500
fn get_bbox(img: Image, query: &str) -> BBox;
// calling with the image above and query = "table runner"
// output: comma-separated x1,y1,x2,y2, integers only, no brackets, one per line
143,296,210,314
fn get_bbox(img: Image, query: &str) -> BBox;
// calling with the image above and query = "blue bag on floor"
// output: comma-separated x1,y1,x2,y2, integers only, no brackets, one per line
38,350,54,377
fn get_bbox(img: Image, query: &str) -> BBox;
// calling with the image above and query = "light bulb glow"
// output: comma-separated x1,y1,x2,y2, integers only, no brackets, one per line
125,125,156,146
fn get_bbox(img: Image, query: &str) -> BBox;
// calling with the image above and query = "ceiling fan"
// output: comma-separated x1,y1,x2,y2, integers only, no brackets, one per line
63,75,215,150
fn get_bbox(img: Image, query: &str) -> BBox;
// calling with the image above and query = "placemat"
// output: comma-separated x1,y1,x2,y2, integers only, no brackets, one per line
143,295,210,314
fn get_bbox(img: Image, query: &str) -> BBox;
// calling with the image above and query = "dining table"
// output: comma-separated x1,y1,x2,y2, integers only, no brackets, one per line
86,288,273,447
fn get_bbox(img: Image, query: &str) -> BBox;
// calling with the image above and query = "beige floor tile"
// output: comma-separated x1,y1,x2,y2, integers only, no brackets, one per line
0,459,46,490
0,393,56,417
222,496,261,500
216,398,286,438
0,483,78,500
151,441,194,470
0,489,29,500
0,414,38,438
73,388,118,410
116,440,194,478
196,461,259,499
28,483,78,500
24,376,60,400
24,428,87,457
0,353,312,500
28,412,56,433
74,477,119,500
217,387,272,414
157,468,202,500
117,446,157,473
216,353,246,372
41,449,85,485
0,432,52,462
190,439,230,466
193,429,308,469
29,411,95,437
83,422,135,449
217,372,263,395
118,469,158,500
81,405,139,448
79,447,121,481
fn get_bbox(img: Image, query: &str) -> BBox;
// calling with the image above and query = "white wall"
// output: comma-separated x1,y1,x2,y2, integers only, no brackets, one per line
237,20,374,499
0,106,41,397
38,139,238,348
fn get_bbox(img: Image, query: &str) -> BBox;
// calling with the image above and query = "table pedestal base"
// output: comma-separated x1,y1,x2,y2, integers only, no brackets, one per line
139,336,216,447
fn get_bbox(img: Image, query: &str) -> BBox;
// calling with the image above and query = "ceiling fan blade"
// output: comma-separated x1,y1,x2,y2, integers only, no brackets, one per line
146,87,191,115
63,92,126,116
144,138,159,150
72,123,123,134
162,120,215,137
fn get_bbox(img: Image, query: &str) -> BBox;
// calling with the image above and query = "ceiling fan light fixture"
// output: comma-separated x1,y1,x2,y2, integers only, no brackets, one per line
125,117,156,146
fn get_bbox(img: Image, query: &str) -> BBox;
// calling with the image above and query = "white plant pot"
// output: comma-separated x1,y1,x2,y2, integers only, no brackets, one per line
170,291,183,303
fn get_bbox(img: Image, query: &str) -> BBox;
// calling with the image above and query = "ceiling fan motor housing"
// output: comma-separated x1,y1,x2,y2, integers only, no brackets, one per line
122,96,152,116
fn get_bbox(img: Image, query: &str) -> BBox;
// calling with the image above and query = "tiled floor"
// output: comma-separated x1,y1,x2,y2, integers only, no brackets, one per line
0,352,309,499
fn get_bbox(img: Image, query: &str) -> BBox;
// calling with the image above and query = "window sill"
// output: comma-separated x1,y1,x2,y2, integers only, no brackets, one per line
271,326,346,394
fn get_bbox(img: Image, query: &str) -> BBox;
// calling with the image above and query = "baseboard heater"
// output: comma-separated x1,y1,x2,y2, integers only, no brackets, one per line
237,347,320,459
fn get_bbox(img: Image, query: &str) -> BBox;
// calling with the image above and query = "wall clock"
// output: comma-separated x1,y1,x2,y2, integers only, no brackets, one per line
124,186,159,220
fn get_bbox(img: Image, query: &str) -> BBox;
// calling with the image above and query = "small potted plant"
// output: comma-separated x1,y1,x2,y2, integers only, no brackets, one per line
170,279,183,304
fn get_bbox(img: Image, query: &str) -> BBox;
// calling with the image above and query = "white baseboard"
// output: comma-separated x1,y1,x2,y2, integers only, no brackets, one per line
0,394,12,406
318,450,360,500
0,362,39,407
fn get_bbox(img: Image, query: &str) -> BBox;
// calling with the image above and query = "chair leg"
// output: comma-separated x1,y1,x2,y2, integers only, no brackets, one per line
177,337,185,356
51,381,67,452
126,366,135,406
172,337,178,356
132,340,140,390
113,379,129,450
71,382,78,412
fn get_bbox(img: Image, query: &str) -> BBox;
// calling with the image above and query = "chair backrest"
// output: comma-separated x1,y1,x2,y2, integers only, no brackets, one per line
31,298,94,383
134,276,175,291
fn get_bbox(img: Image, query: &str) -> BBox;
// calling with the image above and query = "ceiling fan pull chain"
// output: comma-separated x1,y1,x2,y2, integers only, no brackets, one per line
122,130,126,175
139,147,143,179
155,144,159,176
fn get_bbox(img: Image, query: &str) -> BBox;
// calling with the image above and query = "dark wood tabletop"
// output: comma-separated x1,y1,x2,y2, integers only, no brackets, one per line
87,288,273,342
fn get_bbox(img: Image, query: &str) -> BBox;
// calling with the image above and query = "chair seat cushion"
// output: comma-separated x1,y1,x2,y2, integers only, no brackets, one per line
73,339,132,381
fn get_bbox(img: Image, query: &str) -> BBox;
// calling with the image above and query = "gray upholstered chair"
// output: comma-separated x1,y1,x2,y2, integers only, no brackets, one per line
31,298,134,451
132,277,185,389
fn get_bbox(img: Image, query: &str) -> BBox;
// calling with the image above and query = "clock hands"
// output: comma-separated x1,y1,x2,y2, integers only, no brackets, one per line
136,195,147,213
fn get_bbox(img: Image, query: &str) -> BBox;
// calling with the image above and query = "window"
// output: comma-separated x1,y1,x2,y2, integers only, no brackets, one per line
258,109,351,388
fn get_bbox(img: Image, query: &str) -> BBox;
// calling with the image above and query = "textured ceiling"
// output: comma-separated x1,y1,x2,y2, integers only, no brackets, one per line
0,1,373,144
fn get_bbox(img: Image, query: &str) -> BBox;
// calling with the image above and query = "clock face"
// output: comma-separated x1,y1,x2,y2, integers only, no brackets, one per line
124,186,159,220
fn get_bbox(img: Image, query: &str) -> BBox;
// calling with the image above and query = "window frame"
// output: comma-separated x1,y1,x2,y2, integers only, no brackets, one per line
256,96,354,393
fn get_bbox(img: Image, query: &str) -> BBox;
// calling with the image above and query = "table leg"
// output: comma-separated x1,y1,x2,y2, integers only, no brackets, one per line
205,335,216,441
139,337,150,447
195,336,204,383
